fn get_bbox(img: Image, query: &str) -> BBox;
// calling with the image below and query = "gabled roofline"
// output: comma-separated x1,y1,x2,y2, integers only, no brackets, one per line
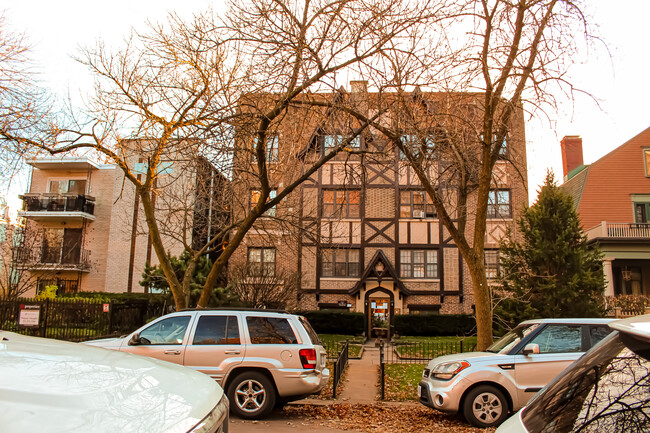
349,250,410,296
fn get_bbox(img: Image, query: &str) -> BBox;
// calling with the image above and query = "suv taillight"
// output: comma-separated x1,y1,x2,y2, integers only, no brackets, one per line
299,348,317,369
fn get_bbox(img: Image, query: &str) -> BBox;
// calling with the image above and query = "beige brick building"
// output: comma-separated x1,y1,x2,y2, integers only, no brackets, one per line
16,152,225,296
231,83,528,335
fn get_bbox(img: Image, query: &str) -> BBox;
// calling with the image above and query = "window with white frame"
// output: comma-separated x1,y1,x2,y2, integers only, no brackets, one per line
48,179,86,194
399,134,435,160
484,250,500,279
400,190,435,218
253,135,279,162
400,250,438,279
321,248,359,277
322,190,360,218
644,149,650,177
247,247,275,277
487,190,511,218
323,134,360,155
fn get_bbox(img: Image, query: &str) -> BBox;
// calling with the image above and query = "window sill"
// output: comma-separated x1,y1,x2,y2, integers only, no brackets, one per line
401,278,440,282
320,277,359,282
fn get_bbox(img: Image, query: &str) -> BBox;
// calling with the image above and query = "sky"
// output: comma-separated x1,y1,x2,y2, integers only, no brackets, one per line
3,0,650,215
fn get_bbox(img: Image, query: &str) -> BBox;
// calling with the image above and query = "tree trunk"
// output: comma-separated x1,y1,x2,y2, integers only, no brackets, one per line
467,254,493,351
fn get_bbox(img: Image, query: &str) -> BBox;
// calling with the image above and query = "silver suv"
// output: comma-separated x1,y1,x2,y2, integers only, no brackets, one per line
418,318,614,428
86,309,329,420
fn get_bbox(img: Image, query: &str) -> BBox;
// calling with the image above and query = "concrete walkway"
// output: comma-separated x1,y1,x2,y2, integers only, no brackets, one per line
337,338,381,403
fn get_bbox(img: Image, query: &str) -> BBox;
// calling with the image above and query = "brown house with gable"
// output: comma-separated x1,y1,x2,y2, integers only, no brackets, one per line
560,130,650,298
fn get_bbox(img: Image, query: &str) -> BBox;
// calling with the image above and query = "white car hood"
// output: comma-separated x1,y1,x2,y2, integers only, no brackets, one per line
0,331,223,433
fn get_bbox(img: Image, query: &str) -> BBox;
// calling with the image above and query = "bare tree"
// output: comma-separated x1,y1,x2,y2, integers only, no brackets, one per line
0,14,53,188
325,0,596,349
229,262,299,309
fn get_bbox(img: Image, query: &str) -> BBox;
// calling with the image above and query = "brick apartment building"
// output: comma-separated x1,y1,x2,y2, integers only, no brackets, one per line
230,82,528,334
15,150,225,296
560,131,650,298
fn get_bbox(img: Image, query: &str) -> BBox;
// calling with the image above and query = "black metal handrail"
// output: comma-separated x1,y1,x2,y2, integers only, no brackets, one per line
332,339,349,399
21,193,95,215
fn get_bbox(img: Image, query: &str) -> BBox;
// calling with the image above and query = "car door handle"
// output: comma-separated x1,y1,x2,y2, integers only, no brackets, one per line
164,350,181,355
224,349,241,354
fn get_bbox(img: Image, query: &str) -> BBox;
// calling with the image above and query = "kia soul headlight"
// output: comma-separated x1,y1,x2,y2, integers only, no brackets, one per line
430,360,470,380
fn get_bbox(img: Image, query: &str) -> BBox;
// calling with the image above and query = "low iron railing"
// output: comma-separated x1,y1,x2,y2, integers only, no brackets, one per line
332,339,350,399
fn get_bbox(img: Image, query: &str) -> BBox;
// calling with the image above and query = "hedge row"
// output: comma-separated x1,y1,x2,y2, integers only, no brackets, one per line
297,310,477,337
297,310,365,335
392,314,476,336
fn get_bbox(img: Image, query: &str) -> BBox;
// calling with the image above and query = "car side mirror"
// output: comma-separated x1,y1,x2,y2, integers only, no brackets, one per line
522,343,540,356
129,333,143,346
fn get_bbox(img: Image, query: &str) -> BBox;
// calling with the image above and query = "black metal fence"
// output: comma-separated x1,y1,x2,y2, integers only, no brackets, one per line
383,340,474,364
332,339,350,399
379,340,473,400
0,298,160,341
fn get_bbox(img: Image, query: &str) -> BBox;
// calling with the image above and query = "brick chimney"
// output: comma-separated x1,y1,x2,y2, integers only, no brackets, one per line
561,135,584,179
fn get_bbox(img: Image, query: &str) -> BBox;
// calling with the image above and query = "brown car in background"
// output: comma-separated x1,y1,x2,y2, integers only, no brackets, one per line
85,309,329,420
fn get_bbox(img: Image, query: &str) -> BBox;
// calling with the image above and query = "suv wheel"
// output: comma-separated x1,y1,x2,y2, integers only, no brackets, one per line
462,385,509,428
227,372,276,420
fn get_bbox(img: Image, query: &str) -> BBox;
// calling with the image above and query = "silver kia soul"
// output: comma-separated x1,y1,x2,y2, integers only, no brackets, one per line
418,318,614,428
86,309,329,420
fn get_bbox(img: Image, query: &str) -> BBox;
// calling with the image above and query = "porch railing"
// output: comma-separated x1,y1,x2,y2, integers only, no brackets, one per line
586,221,650,239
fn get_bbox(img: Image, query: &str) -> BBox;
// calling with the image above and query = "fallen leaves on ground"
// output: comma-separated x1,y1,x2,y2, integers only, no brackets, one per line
284,403,495,433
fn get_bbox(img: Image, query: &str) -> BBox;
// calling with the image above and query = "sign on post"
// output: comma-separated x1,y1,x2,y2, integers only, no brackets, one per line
18,305,40,327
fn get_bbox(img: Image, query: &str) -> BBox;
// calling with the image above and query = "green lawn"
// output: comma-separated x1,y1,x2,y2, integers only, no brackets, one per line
318,334,365,358
382,363,424,401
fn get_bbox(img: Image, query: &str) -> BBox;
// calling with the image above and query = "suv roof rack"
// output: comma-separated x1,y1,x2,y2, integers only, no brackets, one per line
179,307,290,314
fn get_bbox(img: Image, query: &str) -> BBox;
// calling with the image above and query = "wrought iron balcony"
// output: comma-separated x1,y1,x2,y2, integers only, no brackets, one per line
14,247,92,272
19,193,96,222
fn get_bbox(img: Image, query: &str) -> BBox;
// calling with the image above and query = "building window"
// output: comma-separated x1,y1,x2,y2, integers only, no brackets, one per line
321,248,359,277
644,149,650,177
399,134,435,160
484,250,500,279
481,133,508,156
324,134,360,155
400,250,438,279
487,190,511,218
48,179,86,194
322,190,360,218
400,191,435,218
250,189,277,217
254,135,279,162
41,228,82,264
247,247,275,277
635,203,650,223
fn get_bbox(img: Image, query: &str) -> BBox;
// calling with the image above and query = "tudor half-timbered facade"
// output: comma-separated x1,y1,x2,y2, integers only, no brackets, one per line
231,82,528,335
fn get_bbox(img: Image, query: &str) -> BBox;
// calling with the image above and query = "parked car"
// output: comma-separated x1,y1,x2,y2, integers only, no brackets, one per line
85,308,329,420
0,330,229,433
497,314,650,432
418,318,614,428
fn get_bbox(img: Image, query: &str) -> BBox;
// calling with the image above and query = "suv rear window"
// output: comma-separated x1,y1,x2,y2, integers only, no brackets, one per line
247,317,298,344
299,316,321,345
193,315,240,345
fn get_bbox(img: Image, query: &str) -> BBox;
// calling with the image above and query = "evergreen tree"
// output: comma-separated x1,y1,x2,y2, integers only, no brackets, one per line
140,251,237,307
496,172,606,328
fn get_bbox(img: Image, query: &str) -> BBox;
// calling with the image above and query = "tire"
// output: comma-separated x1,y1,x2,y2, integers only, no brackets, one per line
227,372,276,420
462,385,509,428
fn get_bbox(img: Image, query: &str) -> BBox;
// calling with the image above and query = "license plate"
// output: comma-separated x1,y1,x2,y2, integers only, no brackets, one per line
417,385,422,397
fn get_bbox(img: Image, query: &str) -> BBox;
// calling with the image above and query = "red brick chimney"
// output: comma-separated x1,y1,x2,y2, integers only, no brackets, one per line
560,135,584,179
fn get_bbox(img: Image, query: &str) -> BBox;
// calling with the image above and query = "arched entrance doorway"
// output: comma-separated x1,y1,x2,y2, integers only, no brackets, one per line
364,285,394,339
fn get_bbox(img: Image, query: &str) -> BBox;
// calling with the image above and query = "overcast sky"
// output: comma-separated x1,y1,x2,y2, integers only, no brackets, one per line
3,0,649,214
